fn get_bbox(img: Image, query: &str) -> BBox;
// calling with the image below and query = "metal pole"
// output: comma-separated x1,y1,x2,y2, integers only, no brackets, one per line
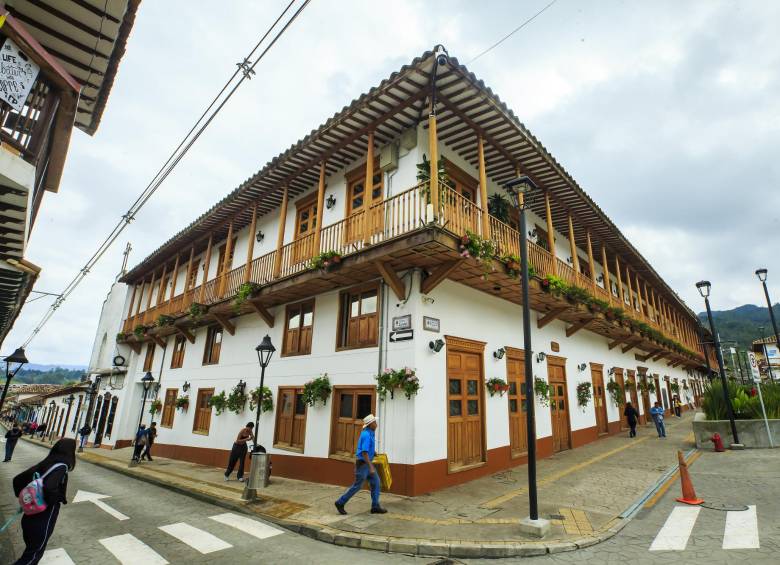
519,200,538,520
704,296,740,445
762,279,780,354
697,324,714,382
0,372,11,415
253,365,266,452
755,381,774,448
764,343,775,380
137,387,149,433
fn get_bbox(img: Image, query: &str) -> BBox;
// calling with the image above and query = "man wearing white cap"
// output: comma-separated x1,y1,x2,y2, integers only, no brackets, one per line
334,413,386,515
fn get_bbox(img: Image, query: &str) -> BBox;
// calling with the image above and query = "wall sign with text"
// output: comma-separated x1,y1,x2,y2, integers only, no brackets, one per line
0,39,39,112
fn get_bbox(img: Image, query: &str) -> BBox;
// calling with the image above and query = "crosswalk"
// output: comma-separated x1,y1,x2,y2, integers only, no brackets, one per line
649,504,759,551
39,512,283,564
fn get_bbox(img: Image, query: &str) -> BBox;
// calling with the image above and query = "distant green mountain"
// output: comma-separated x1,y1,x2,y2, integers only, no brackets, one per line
698,303,780,351
13,367,85,385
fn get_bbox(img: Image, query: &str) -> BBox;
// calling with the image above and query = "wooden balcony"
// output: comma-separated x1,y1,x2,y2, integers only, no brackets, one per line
119,182,703,368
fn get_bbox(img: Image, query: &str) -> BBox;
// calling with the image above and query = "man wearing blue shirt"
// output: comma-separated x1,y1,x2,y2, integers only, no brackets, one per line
334,414,386,515
649,402,666,438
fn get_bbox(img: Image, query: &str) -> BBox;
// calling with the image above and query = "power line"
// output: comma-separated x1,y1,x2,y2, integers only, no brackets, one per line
20,0,311,348
465,0,559,65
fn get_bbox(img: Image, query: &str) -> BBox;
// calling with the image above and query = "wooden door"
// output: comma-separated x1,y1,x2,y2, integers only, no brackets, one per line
640,374,651,420
654,375,661,405
447,348,485,470
663,377,671,413
627,370,640,418
547,361,571,452
614,368,626,429
330,388,375,458
293,195,317,263
345,166,383,243
591,364,608,435
506,352,527,457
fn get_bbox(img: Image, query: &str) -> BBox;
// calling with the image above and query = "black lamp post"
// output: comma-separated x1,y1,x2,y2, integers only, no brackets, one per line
0,347,28,415
756,268,780,371
696,280,740,446
78,379,99,453
252,335,275,452
62,394,74,439
47,400,56,441
759,326,775,380
505,175,542,525
136,372,155,436
696,323,714,382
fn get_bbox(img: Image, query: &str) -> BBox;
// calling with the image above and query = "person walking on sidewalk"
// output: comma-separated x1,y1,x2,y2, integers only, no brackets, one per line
142,422,157,461
224,422,254,482
27,421,37,437
650,402,666,438
623,402,639,438
78,424,91,450
11,438,76,565
335,414,386,515
35,423,46,439
132,424,148,462
673,395,682,417
4,423,23,461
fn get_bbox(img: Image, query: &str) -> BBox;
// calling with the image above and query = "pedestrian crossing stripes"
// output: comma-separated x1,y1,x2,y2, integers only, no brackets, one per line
39,548,75,564
159,522,233,554
209,512,285,540
100,533,169,564
650,505,760,551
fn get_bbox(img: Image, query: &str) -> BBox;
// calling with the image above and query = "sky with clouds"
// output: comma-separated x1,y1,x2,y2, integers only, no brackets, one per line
6,0,779,364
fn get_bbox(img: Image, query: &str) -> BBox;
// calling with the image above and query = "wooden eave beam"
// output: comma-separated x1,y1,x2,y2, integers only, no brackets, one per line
421,260,461,295
621,339,642,354
635,350,661,362
374,260,406,301
127,341,141,355
607,336,629,350
248,299,274,328
565,318,592,338
537,306,568,329
653,351,670,362
174,325,195,344
212,313,236,336
150,334,166,348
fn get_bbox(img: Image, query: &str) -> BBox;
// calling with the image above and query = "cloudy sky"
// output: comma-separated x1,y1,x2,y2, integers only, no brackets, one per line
6,0,780,364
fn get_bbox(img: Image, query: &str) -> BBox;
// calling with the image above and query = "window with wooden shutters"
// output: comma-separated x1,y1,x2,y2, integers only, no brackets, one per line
282,300,314,356
535,224,551,252
215,238,237,278
161,388,177,428
274,387,307,451
105,397,119,438
203,325,222,365
443,161,478,202
143,343,155,372
170,336,186,369
330,387,375,458
344,162,383,242
187,259,200,289
193,388,214,434
337,284,379,349
292,194,318,263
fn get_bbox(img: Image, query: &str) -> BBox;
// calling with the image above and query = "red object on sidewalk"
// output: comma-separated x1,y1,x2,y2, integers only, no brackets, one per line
710,433,725,452
675,450,704,505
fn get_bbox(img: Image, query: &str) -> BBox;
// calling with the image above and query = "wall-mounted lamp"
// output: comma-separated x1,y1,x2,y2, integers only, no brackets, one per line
597,274,604,283
535,352,546,363
182,381,190,392
326,194,337,210
236,379,246,394
429,339,444,353
577,363,587,372
566,256,573,264
527,228,538,240
607,367,615,376
493,347,506,360
255,230,265,243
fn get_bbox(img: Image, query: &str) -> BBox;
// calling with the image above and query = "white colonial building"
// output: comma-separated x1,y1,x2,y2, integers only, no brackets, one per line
87,47,709,496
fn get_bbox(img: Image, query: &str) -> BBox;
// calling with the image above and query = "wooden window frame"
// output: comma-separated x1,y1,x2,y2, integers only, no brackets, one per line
143,343,155,372
273,387,307,452
215,237,237,278
192,388,214,435
443,160,478,202
328,385,376,460
282,299,315,357
202,325,223,365
187,259,201,289
161,388,177,428
336,282,380,351
294,192,318,239
170,335,186,369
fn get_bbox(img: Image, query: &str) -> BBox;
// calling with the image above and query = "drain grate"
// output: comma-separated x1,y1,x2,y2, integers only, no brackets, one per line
427,560,464,565
549,513,565,520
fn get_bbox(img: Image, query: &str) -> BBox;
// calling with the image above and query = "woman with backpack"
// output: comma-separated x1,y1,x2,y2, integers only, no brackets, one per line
11,438,76,564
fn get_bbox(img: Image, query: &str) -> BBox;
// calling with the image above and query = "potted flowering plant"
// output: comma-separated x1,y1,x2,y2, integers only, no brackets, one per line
485,377,510,397
534,377,551,407
156,314,175,328
576,381,592,407
249,386,274,413
309,251,342,272
175,396,189,411
149,399,162,415
459,230,497,279
376,367,421,400
302,374,332,407
606,380,624,406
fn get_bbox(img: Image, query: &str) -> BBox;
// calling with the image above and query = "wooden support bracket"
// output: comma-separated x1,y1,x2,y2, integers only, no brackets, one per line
565,318,592,338
537,306,569,329
652,351,670,362
174,325,195,344
635,350,661,363
421,259,461,295
128,341,141,355
213,313,236,336
607,336,629,350
249,299,275,328
621,339,641,354
151,334,166,348
668,360,682,368
374,260,406,301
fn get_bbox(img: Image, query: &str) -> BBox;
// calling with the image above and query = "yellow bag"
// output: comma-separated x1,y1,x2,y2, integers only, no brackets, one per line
372,453,392,491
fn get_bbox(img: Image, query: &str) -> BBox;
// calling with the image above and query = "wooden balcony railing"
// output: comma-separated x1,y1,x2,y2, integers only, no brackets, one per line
0,73,58,169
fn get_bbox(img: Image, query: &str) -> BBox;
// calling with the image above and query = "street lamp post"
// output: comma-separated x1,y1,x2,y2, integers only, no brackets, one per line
61,394,75,439
47,400,56,442
505,175,549,536
759,326,775,380
78,379,98,453
0,347,28,415
697,280,741,447
243,335,275,502
756,269,780,375
131,372,155,464
696,323,714,382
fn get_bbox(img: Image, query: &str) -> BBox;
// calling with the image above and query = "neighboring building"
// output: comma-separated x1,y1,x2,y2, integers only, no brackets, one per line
0,2,139,346
752,336,779,379
92,47,708,496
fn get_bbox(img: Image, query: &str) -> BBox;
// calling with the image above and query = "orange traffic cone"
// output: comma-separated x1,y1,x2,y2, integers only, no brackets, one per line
675,450,703,505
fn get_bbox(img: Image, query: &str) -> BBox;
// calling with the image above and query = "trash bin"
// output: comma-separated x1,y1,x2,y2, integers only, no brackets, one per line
246,451,271,491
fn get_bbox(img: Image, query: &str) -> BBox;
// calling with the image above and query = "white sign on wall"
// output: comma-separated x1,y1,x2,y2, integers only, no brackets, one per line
766,345,779,360
0,39,39,112
748,352,761,383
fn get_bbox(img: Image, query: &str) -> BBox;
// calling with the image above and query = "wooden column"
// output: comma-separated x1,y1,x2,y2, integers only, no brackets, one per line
428,99,439,219
650,288,659,324
615,256,625,305
156,263,167,306
313,161,327,254
135,277,146,318
183,246,195,295
169,254,180,301
633,273,643,317
244,204,258,283
146,271,156,312
625,266,634,312
126,284,138,321
642,282,651,321
363,132,375,245
567,214,579,274
586,231,597,293
273,186,289,278
218,221,234,297
199,235,213,303
545,192,557,275
477,136,490,237
601,245,612,303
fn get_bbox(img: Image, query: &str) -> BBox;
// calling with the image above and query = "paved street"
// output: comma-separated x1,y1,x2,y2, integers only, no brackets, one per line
0,440,422,564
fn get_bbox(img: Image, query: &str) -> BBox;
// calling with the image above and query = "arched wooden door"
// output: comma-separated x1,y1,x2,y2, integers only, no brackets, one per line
506,348,527,457
613,368,626,429
446,337,486,471
547,357,571,452
590,363,608,435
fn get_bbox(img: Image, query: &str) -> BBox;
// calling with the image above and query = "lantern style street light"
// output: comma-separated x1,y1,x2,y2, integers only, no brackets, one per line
0,347,28,415
696,280,741,447
252,335,276,452
756,269,780,372
130,372,155,464
62,394,75,439
505,174,548,536
47,400,56,441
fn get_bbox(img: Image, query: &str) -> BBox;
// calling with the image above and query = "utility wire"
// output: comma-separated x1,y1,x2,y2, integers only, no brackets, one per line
20,0,311,348
465,0,559,65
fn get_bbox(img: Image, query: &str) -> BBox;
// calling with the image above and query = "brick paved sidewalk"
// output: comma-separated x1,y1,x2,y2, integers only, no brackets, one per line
14,411,699,558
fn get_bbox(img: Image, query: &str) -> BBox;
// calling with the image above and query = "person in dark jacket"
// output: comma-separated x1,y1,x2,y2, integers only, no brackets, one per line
142,422,157,461
12,438,76,565
623,401,639,438
4,423,23,461
224,422,254,482
132,424,147,462
35,423,47,439
78,424,92,449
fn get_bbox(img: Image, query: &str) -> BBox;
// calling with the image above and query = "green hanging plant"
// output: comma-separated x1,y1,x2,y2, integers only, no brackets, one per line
309,251,342,271
226,384,248,415
486,377,510,397
500,253,536,280
416,154,449,204
459,230,497,279
156,314,175,328
149,399,162,415
534,377,550,407
488,193,511,223
189,302,207,320
606,380,624,406
376,367,421,400
576,382,592,408
249,386,274,413
208,391,228,415
302,374,332,407
133,324,148,338
116,332,128,342
175,396,189,411
670,382,680,394
233,282,261,312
